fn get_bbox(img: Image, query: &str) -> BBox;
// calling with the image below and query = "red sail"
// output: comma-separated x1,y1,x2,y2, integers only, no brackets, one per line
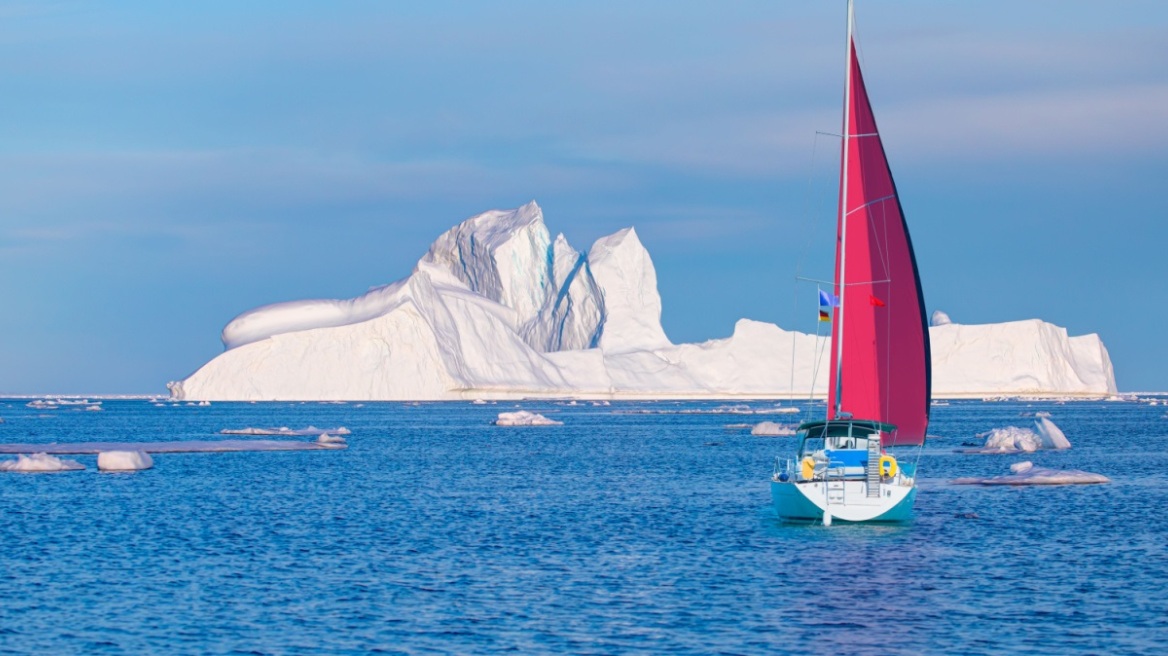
826,40,931,446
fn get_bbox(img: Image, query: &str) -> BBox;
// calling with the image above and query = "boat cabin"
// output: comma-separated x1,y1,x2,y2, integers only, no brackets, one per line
794,419,896,480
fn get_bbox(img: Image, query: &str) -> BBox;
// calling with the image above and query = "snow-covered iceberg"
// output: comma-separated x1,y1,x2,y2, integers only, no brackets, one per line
494,411,563,427
751,421,797,437
97,451,154,472
220,426,351,437
962,417,1072,454
170,202,1118,401
1,453,85,472
952,461,1109,486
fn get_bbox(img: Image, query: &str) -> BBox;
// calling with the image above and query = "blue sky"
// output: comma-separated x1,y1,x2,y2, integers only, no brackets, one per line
1,0,1165,393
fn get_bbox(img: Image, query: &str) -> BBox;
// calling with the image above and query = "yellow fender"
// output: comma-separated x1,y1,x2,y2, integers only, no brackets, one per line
801,457,816,480
879,454,898,478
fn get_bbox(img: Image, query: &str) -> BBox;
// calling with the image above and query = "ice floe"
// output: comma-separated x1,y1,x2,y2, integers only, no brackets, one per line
98,451,154,471
960,417,1072,453
316,433,347,447
220,426,351,436
1,453,85,472
751,421,797,437
493,411,563,426
952,461,1109,486
618,405,800,416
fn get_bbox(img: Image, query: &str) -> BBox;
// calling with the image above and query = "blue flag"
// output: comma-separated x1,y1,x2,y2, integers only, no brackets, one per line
819,290,840,308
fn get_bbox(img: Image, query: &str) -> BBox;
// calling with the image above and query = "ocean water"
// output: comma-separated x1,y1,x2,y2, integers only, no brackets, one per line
1,398,1166,655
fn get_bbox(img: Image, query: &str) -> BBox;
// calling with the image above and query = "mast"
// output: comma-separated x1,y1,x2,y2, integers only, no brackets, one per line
832,0,855,420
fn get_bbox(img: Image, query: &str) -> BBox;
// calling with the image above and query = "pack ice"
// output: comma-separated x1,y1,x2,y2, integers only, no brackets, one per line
170,202,1118,401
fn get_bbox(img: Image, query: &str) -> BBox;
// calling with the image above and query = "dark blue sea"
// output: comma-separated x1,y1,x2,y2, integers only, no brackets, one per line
1,398,1166,655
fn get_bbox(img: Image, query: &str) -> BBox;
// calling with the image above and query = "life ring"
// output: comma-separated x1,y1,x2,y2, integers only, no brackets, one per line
801,457,816,480
879,455,898,478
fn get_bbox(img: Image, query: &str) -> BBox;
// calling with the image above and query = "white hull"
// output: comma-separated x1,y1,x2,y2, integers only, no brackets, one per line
771,478,916,523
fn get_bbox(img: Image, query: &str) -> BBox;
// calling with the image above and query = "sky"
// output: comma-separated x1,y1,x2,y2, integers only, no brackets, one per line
0,0,1165,394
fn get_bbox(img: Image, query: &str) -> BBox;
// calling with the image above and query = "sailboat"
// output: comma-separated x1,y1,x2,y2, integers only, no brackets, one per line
771,0,931,524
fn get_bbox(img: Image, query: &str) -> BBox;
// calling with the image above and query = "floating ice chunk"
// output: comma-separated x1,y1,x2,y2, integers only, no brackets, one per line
316,433,347,447
98,451,154,471
930,310,952,326
1035,411,1052,418
617,405,799,416
953,461,1109,486
963,417,1071,453
1034,417,1071,449
751,421,797,436
0,439,344,454
494,411,563,426
1,453,85,472
220,426,351,436
979,426,1042,452
1009,461,1034,473
471,399,487,405
85,405,103,412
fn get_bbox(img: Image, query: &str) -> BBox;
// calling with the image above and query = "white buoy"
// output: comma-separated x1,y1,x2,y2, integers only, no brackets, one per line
823,511,833,526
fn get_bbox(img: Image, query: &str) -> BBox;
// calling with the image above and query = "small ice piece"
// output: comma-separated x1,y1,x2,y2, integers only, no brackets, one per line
1035,417,1071,449
1035,411,1052,418
493,411,563,426
1,453,85,472
97,451,154,472
930,310,952,326
316,433,347,447
1010,461,1035,473
85,405,103,412
751,421,796,437
471,399,487,405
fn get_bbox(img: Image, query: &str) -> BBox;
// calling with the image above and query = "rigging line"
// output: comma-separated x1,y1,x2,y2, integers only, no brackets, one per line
809,313,828,407
870,199,893,282
797,276,890,287
790,130,831,400
880,201,893,422
846,194,897,217
792,131,834,282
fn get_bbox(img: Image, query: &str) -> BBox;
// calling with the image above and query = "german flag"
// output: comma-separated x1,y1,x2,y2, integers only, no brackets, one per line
818,310,831,322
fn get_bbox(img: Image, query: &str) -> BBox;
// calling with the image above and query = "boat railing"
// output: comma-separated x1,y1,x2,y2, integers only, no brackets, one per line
772,457,794,482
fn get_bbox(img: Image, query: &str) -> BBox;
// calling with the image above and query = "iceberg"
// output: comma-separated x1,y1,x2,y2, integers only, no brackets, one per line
1,453,85,472
961,417,1072,454
952,461,1110,486
170,203,1119,401
316,433,347,447
751,421,797,437
493,411,563,427
220,426,351,436
97,450,154,472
